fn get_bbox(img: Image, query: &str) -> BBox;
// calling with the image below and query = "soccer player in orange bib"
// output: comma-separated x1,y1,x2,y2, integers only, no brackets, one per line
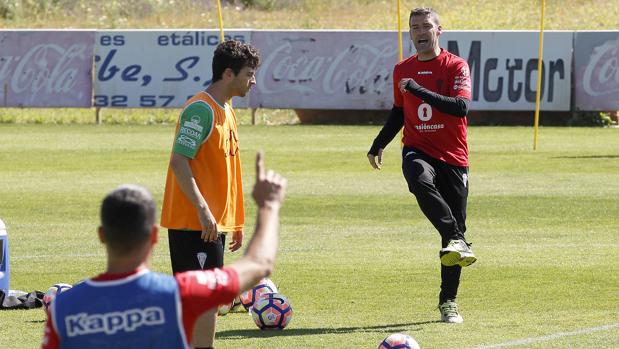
367,8,476,323
161,40,259,348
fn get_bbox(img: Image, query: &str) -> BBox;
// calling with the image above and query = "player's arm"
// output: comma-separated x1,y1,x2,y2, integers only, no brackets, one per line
169,154,218,242
399,60,472,117
228,151,286,292
367,66,405,170
41,312,59,349
400,79,469,117
367,106,404,169
169,102,217,242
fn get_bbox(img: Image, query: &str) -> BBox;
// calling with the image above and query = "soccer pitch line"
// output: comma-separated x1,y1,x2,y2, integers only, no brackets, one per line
469,322,619,349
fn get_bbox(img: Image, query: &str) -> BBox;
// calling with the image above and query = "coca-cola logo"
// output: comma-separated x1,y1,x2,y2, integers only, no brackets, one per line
257,37,396,97
0,43,89,104
582,38,619,97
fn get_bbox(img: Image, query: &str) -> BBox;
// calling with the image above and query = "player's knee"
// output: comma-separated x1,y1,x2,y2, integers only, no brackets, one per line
407,175,433,196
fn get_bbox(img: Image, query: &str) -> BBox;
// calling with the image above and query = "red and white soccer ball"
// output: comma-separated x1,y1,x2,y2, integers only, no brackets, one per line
239,277,277,311
42,283,73,315
378,333,421,349
250,292,293,330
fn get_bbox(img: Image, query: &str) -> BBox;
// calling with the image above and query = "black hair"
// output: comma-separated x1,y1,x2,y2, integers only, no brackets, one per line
409,7,440,26
211,40,260,82
100,184,156,254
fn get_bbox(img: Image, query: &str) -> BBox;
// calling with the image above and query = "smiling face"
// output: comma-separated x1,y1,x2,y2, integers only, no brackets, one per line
409,13,442,60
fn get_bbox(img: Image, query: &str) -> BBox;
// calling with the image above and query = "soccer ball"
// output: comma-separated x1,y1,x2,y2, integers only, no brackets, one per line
218,299,236,316
378,333,420,349
239,277,277,311
42,283,73,315
218,295,242,316
250,292,293,330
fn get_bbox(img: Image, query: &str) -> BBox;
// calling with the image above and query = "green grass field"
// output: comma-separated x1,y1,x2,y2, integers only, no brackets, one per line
0,124,618,348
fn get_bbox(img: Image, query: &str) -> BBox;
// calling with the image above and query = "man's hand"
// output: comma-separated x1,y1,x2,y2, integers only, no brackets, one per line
367,148,384,170
252,151,287,208
198,207,218,242
229,230,243,252
398,78,418,94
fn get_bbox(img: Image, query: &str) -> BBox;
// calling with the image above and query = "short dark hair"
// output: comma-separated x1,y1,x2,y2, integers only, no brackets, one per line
211,40,260,82
100,185,156,254
409,7,440,26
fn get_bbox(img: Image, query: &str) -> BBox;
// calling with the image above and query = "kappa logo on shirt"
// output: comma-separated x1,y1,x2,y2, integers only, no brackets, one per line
65,307,165,337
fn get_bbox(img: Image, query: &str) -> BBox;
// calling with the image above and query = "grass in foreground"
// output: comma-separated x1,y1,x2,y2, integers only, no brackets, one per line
0,124,618,348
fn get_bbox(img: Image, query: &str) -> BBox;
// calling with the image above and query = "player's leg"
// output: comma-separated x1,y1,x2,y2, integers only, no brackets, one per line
436,164,468,237
203,233,226,269
435,164,476,267
438,265,463,323
194,233,226,348
168,230,225,348
439,265,462,303
168,229,204,273
435,164,474,323
401,147,462,242
168,230,226,271
192,309,217,349
401,152,469,323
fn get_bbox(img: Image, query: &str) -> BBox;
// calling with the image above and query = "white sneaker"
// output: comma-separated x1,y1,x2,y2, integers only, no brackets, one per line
440,239,477,267
439,300,464,323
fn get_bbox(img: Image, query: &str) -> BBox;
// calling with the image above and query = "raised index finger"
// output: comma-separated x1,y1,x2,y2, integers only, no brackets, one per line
256,151,265,181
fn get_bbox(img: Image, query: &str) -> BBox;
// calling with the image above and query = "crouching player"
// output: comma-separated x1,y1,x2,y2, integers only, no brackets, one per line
41,152,286,349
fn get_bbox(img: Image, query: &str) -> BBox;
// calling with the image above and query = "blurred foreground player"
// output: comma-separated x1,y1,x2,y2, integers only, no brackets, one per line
41,152,286,348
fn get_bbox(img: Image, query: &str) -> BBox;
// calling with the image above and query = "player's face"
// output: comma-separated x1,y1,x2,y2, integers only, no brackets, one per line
231,66,257,97
409,14,441,56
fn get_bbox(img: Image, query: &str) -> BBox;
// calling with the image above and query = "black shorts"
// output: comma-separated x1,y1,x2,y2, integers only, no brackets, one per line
168,229,226,273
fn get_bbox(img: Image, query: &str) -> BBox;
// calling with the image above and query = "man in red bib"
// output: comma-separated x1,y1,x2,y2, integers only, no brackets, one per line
42,152,286,349
367,7,476,324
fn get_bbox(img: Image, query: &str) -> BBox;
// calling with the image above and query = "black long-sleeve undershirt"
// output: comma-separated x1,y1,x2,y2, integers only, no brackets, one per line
405,79,469,117
368,80,470,156
368,106,404,156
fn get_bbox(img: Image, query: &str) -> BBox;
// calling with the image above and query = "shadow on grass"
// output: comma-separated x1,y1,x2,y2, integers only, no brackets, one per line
553,155,619,159
217,320,440,339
